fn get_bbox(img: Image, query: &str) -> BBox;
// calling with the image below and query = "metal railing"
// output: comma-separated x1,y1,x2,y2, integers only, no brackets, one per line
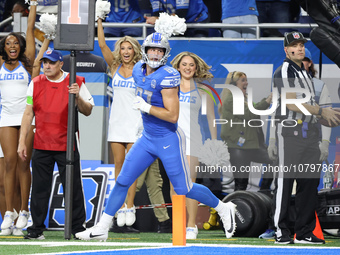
99,22,318,40
0,15,318,40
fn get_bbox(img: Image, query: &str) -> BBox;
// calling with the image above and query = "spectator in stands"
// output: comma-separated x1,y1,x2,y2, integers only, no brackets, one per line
203,0,222,36
103,0,144,37
221,0,259,38
62,51,107,73
146,0,210,37
256,0,294,37
2,0,29,32
0,0,8,32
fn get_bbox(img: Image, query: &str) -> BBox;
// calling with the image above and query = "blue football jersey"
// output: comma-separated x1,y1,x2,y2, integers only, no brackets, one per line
132,61,180,137
106,0,143,23
150,0,208,23
175,0,208,23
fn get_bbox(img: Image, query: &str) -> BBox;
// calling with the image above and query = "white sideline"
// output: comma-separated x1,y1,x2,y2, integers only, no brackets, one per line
1,241,340,249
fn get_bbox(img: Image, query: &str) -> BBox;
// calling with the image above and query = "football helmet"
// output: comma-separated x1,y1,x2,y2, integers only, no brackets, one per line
141,32,171,68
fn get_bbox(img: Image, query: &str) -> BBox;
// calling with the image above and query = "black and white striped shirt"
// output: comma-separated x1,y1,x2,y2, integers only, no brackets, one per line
273,58,317,123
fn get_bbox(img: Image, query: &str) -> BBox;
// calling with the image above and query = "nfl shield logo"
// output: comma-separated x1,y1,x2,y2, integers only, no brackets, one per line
293,32,300,39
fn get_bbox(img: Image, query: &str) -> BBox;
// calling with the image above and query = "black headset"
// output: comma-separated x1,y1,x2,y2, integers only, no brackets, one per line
230,71,236,85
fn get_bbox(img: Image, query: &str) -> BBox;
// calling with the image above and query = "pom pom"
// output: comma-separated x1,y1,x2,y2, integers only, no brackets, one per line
26,0,38,6
96,0,111,21
154,12,187,38
197,139,230,167
39,13,57,40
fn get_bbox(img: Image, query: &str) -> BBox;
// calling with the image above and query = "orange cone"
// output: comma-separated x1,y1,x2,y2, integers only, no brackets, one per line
313,212,324,240
294,211,324,240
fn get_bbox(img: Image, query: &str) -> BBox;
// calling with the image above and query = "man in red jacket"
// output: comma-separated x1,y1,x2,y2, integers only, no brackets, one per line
18,50,94,240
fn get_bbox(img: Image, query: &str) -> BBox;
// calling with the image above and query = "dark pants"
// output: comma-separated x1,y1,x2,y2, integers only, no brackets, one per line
28,149,86,236
229,147,272,191
273,123,320,238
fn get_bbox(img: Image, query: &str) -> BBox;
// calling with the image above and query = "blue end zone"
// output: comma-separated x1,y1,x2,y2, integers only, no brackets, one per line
67,246,340,255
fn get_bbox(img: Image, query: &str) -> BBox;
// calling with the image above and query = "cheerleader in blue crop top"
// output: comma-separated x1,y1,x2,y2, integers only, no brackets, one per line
76,33,237,241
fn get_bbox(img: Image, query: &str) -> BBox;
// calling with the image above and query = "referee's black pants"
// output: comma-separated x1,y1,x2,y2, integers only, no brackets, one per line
27,149,86,236
273,123,320,238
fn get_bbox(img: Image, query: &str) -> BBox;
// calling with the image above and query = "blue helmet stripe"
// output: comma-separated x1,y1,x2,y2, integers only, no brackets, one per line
151,33,162,44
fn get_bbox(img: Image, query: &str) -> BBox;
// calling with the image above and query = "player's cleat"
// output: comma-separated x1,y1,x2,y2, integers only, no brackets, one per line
125,206,136,226
219,202,237,238
259,229,275,239
1,209,18,230
0,227,12,236
75,225,109,241
24,232,45,240
16,210,29,229
186,225,198,240
12,227,24,236
294,233,325,244
116,204,126,227
275,235,293,244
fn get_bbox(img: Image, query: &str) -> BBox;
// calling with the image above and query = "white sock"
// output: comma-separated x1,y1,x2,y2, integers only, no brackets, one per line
97,213,113,229
213,200,224,214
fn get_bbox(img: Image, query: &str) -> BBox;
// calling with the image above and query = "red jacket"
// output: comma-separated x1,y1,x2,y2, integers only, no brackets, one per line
32,74,84,151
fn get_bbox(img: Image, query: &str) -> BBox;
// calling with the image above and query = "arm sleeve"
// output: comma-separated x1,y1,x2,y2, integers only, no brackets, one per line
26,80,34,105
160,69,181,89
319,83,332,107
79,83,95,106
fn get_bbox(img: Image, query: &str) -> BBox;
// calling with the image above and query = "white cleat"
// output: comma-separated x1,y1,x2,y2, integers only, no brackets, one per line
125,206,136,226
16,210,29,229
219,202,237,238
186,225,198,240
117,204,126,227
1,209,18,230
12,227,24,236
75,225,109,241
0,227,12,236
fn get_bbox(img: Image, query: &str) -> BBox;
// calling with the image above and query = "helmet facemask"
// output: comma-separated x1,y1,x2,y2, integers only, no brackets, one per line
141,32,171,68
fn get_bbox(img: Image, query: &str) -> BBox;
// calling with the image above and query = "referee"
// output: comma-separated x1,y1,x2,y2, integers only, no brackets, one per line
272,31,339,244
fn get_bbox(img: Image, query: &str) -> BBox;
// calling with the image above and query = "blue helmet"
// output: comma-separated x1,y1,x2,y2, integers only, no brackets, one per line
141,32,171,68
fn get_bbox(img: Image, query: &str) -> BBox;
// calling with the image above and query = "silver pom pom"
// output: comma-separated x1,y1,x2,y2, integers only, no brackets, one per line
96,0,111,21
198,139,231,167
155,12,187,38
26,0,38,6
39,13,57,40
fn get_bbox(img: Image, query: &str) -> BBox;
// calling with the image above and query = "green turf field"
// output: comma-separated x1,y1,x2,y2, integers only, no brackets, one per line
0,229,339,254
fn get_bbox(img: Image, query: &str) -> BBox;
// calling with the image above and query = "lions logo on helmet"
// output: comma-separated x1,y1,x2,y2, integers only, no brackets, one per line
141,32,171,68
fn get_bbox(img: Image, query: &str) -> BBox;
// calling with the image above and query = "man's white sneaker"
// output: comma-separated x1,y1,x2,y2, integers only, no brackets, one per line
1,210,18,230
12,227,24,236
75,225,109,241
16,210,29,229
0,227,12,236
219,202,237,238
117,205,126,227
186,225,198,240
125,206,136,226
